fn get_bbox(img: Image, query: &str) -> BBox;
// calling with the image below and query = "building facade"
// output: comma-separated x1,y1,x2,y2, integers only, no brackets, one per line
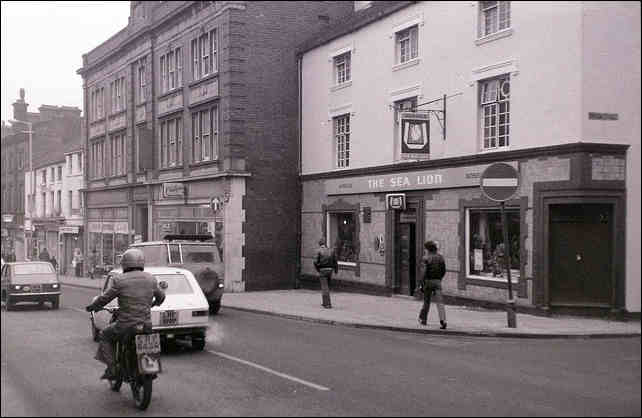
2,89,82,262
77,1,354,288
298,1,641,314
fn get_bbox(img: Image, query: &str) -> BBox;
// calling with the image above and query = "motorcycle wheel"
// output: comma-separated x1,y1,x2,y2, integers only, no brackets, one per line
131,375,153,410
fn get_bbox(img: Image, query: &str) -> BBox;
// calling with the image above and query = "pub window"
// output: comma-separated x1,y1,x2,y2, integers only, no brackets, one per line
327,212,357,264
466,208,520,281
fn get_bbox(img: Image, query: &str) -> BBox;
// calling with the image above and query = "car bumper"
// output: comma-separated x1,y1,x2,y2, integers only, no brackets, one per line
8,292,60,302
154,324,209,338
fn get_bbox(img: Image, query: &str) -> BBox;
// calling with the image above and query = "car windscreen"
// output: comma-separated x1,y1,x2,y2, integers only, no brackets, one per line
137,245,168,266
13,264,56,283
181,244,221,263
154,274,194,295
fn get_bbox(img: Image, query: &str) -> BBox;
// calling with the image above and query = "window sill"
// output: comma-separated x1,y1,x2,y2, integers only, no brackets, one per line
189,159,219,169
392,57,421,72
158,87,184,101
188,72,219,88
479,146,511,154
109,109,127,118
331,81,352,92
90,117,106,125
158,165,184,172
475,28,513,46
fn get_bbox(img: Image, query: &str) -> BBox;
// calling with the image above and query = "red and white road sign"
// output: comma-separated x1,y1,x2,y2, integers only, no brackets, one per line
480,163,520,202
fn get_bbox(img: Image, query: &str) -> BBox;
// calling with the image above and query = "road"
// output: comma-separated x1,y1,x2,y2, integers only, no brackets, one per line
2,285,640,416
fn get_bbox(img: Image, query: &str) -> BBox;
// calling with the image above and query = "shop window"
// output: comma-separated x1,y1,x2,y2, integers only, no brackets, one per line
168,243,180,263
466,208,520,281
327,212,357,264
115,233,129,263
102,233,114,267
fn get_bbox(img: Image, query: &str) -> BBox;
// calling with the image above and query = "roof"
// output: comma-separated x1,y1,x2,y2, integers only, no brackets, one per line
296,1,416,56
33,133,65,170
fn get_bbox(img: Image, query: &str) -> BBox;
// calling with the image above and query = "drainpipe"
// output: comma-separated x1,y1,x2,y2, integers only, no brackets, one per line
295,54,303,289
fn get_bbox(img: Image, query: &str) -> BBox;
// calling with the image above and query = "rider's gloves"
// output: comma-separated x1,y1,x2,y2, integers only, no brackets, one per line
85,305,94,312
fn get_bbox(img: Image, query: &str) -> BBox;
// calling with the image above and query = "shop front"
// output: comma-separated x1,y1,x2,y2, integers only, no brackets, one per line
59,225,84,275
300,143,629,313
88,217,130,273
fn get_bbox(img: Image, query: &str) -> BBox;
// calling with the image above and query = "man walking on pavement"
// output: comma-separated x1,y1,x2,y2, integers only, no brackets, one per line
418,240,447,329
314,238,338,309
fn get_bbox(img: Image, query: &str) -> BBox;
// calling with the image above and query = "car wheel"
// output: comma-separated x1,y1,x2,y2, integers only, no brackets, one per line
192,335,206,351
52,297,60,310
209,300,221,315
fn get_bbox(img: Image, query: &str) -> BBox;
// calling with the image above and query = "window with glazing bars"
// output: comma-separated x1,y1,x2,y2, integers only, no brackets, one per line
480,75,510,149
480,1,511,37
334,114,350,168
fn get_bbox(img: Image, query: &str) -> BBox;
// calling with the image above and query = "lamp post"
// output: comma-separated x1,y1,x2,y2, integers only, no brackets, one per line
9,119,34,260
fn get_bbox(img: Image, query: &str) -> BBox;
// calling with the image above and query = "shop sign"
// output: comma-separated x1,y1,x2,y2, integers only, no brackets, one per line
2,214,14,223
59,226,80,234
88,222,102,233
400,111,430,158
163,182,185,198
325,162,517,195
114,222,128,234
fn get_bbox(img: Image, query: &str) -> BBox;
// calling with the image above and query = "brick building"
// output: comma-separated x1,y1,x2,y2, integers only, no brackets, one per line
297,1,641,315
1,89,82,262
77,1,354,289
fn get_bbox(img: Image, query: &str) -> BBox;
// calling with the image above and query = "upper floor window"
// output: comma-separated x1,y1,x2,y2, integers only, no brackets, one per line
41,170,46,185
479,75,510,150
110,133,126,177
395,25,418,64
67,155,73,174
479,1,511,37
111,77,125,113
191,29,217,81
191,105,218,164
57,165,62,181
90,139,105,179
91,87,105,121
334,52,351,85
334,114,350,168
138,57,147,103
160,47,182,94
159,117,183,168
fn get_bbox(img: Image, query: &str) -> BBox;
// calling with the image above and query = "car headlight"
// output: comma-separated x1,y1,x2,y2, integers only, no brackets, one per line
14,285,21,291
52,283,59,289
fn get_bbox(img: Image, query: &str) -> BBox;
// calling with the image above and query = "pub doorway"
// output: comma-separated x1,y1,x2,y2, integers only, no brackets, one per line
395,203,419,296
549,203,613,306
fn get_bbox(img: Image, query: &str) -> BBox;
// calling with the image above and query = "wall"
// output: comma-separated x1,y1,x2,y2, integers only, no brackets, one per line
301,1,585,174
580,1,641,312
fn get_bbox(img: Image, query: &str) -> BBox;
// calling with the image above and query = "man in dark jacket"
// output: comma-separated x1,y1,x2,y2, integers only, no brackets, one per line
314,238,338,309
85,248,165,380
418,240,447,329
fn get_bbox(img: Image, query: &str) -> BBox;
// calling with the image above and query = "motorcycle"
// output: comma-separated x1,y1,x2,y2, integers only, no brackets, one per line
94,306,162,410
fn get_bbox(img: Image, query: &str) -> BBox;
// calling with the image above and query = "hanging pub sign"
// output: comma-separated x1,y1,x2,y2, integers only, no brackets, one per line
400,111,430,159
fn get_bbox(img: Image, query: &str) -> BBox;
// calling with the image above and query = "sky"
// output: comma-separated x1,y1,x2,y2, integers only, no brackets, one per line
1,1,131,124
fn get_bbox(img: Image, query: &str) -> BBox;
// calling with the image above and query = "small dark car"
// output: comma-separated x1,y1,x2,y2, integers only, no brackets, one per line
1,262,61,310
108,234,224,315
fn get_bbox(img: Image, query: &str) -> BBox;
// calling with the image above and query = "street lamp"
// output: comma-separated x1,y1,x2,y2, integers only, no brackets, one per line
9,119,34,260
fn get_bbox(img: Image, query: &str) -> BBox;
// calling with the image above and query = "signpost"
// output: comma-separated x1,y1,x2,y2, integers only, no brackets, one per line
480,162,520,328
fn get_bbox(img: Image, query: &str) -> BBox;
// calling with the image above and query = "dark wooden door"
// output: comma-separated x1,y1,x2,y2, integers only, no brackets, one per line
396,208,417,296
549,204,613,305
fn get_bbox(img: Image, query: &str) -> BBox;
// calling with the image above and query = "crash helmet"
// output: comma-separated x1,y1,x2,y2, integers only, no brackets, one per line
120,248,145,271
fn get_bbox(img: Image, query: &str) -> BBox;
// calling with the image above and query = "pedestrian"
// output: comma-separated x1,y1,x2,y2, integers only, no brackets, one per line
418,240,447,329
89,249,98,279
39,247,50,262
313,238,338,309
50,256,58,272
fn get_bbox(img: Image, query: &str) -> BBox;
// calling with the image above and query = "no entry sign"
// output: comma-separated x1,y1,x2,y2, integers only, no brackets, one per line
480,163,520,202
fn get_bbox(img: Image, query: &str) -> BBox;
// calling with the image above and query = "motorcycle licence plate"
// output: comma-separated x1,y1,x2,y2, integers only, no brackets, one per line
135,333,161,354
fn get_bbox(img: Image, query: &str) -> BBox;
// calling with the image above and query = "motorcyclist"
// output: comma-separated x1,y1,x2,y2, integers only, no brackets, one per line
85,248,165,380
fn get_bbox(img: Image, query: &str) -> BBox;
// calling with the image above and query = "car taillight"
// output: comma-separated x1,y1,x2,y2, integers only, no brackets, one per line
192,310,208,317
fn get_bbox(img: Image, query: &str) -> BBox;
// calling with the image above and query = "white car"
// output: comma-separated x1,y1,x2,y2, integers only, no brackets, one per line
89,267,210,351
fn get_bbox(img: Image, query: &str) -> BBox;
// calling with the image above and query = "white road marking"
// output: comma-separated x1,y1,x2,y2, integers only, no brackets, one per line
207,349,330,391
482,178,518,187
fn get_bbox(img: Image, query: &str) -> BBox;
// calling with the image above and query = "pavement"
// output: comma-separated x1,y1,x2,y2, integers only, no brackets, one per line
58,274,641,339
